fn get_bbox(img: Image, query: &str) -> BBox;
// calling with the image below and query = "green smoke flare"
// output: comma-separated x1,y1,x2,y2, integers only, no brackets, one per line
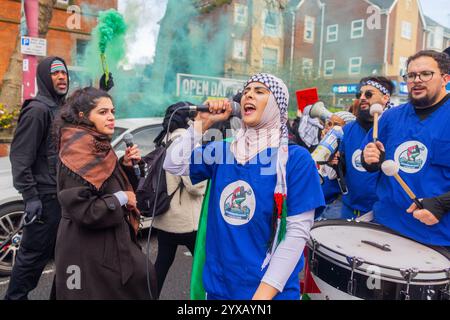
97,9,127,54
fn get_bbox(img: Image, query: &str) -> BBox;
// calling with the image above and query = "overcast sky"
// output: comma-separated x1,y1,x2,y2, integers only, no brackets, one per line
419,0,450,27
118,0,449,66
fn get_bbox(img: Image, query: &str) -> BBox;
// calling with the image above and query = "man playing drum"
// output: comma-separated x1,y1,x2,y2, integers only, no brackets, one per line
361,50,450,252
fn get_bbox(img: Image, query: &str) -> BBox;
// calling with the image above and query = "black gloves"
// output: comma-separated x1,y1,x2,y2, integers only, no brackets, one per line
99,72,114,92
361,149,386,173
421,195,450,222
24,197,43,225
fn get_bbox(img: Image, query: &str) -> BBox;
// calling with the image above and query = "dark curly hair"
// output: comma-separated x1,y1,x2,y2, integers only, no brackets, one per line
407,50,450,75
53,87,112,150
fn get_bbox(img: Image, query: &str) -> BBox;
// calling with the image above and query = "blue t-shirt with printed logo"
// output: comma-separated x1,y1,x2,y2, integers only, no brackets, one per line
190,142,325,300
340,121,379,213
360,100,450,246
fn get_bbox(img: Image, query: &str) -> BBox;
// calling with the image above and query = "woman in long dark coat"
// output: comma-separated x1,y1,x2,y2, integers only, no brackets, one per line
53,87,157,300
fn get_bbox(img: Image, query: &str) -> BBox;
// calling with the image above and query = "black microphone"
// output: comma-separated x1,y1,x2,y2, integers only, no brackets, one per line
123,133,141,178
180,101,241,118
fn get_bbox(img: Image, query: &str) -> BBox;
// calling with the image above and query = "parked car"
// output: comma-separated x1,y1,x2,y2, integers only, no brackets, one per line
0,117,163,276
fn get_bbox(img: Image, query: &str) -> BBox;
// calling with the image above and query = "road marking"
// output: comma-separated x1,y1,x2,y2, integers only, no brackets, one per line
0,268,54,286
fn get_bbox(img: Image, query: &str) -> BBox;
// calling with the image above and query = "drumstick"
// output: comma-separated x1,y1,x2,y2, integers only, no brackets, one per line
381,160,424,209
370,104,383,142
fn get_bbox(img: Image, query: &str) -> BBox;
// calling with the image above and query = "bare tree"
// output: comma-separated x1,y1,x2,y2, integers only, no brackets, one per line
0,0,57,112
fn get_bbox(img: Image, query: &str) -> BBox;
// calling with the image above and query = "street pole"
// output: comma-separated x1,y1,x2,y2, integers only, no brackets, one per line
22,0,39,101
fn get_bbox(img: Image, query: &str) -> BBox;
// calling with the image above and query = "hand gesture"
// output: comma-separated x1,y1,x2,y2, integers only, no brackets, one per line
24,197,43,226
363,141,385,165
124,191,137,210
123,144,141,167
99,72,114,92
195,99,233,133
407,202,439,226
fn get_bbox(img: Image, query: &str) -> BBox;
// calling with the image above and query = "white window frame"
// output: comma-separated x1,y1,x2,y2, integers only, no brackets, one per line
233,39,246,61
324,59,335,77
349,57,362,75
302,58,313,77
351,19,364,39
401,21,412,40
326,24,338,42
262,47,279,68
304,16,315,43
263,10,281,37
234,3,248,26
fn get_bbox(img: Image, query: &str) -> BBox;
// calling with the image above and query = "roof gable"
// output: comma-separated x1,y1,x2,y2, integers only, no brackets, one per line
366,0,396,10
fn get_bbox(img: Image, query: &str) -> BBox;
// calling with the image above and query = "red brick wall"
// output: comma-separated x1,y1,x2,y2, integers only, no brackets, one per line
291,1,321,71
416,13,425,52
0,0,117,87
387,4,397,66
0,1,21,87
321,0,387,82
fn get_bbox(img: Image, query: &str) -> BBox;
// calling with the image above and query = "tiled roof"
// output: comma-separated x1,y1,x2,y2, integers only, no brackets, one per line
424,15,450,34
366,0,396,10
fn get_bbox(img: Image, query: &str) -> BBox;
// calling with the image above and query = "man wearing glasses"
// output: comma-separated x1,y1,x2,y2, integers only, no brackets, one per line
362,50,450,249
318,76,394,220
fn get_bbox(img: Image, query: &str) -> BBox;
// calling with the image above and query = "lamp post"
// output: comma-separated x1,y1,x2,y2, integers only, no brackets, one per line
22,0,39,101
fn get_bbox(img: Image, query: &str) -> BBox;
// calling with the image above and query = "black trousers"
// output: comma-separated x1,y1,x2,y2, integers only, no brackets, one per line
154,229,196,297
4,194,61,300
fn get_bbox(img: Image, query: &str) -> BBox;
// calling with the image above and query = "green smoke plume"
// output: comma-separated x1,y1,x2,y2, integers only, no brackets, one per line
72,1,234,119
97,9,127,54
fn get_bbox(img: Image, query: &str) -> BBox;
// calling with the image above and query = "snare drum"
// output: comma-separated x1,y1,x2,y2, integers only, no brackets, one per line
306,220,450,300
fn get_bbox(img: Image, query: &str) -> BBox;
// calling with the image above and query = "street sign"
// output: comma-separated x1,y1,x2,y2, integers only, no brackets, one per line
332,83,359,95
176,73,245,99
20,36,47,56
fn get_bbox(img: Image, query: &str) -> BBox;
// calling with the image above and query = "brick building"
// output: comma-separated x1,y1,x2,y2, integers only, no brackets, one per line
150,0,288,101
0,0,117,90
287,0,447,106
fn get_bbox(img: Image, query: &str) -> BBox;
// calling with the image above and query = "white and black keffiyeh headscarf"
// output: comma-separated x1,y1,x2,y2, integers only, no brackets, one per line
361,80,394,109
243,73,290,269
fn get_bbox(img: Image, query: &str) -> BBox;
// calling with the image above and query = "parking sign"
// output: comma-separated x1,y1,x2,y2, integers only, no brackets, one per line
20,36,47,56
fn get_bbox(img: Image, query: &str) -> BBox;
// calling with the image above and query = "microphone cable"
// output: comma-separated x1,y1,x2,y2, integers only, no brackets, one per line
145,107,189,300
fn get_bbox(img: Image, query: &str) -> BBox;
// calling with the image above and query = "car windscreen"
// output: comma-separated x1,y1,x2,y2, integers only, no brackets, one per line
114,125,163,157
112,126,127,142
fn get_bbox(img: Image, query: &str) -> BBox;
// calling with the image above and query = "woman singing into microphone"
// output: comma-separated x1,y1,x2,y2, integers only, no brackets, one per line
53,87,157,299
164,73,325,300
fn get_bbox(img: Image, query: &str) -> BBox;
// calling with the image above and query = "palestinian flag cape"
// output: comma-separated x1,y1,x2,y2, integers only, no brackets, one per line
190,180,210,300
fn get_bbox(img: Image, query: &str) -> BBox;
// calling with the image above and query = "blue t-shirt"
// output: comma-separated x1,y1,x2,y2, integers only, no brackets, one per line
340,121,379,213
361,100,450,246
321,176,341,204
190,142,325,300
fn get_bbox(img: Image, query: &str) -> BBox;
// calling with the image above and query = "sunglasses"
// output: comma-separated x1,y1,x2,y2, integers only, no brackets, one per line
355,91,374,99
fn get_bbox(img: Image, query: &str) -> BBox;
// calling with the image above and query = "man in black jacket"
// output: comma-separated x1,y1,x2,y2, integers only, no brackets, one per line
5,56,69,300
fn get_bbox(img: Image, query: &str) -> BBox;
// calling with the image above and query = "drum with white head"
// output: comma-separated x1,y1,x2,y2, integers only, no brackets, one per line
306,220,450,300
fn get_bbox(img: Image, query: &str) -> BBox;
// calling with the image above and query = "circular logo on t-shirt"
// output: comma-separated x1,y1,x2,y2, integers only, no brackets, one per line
219,181,256,226
352,149,366,172
394,141,428,174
